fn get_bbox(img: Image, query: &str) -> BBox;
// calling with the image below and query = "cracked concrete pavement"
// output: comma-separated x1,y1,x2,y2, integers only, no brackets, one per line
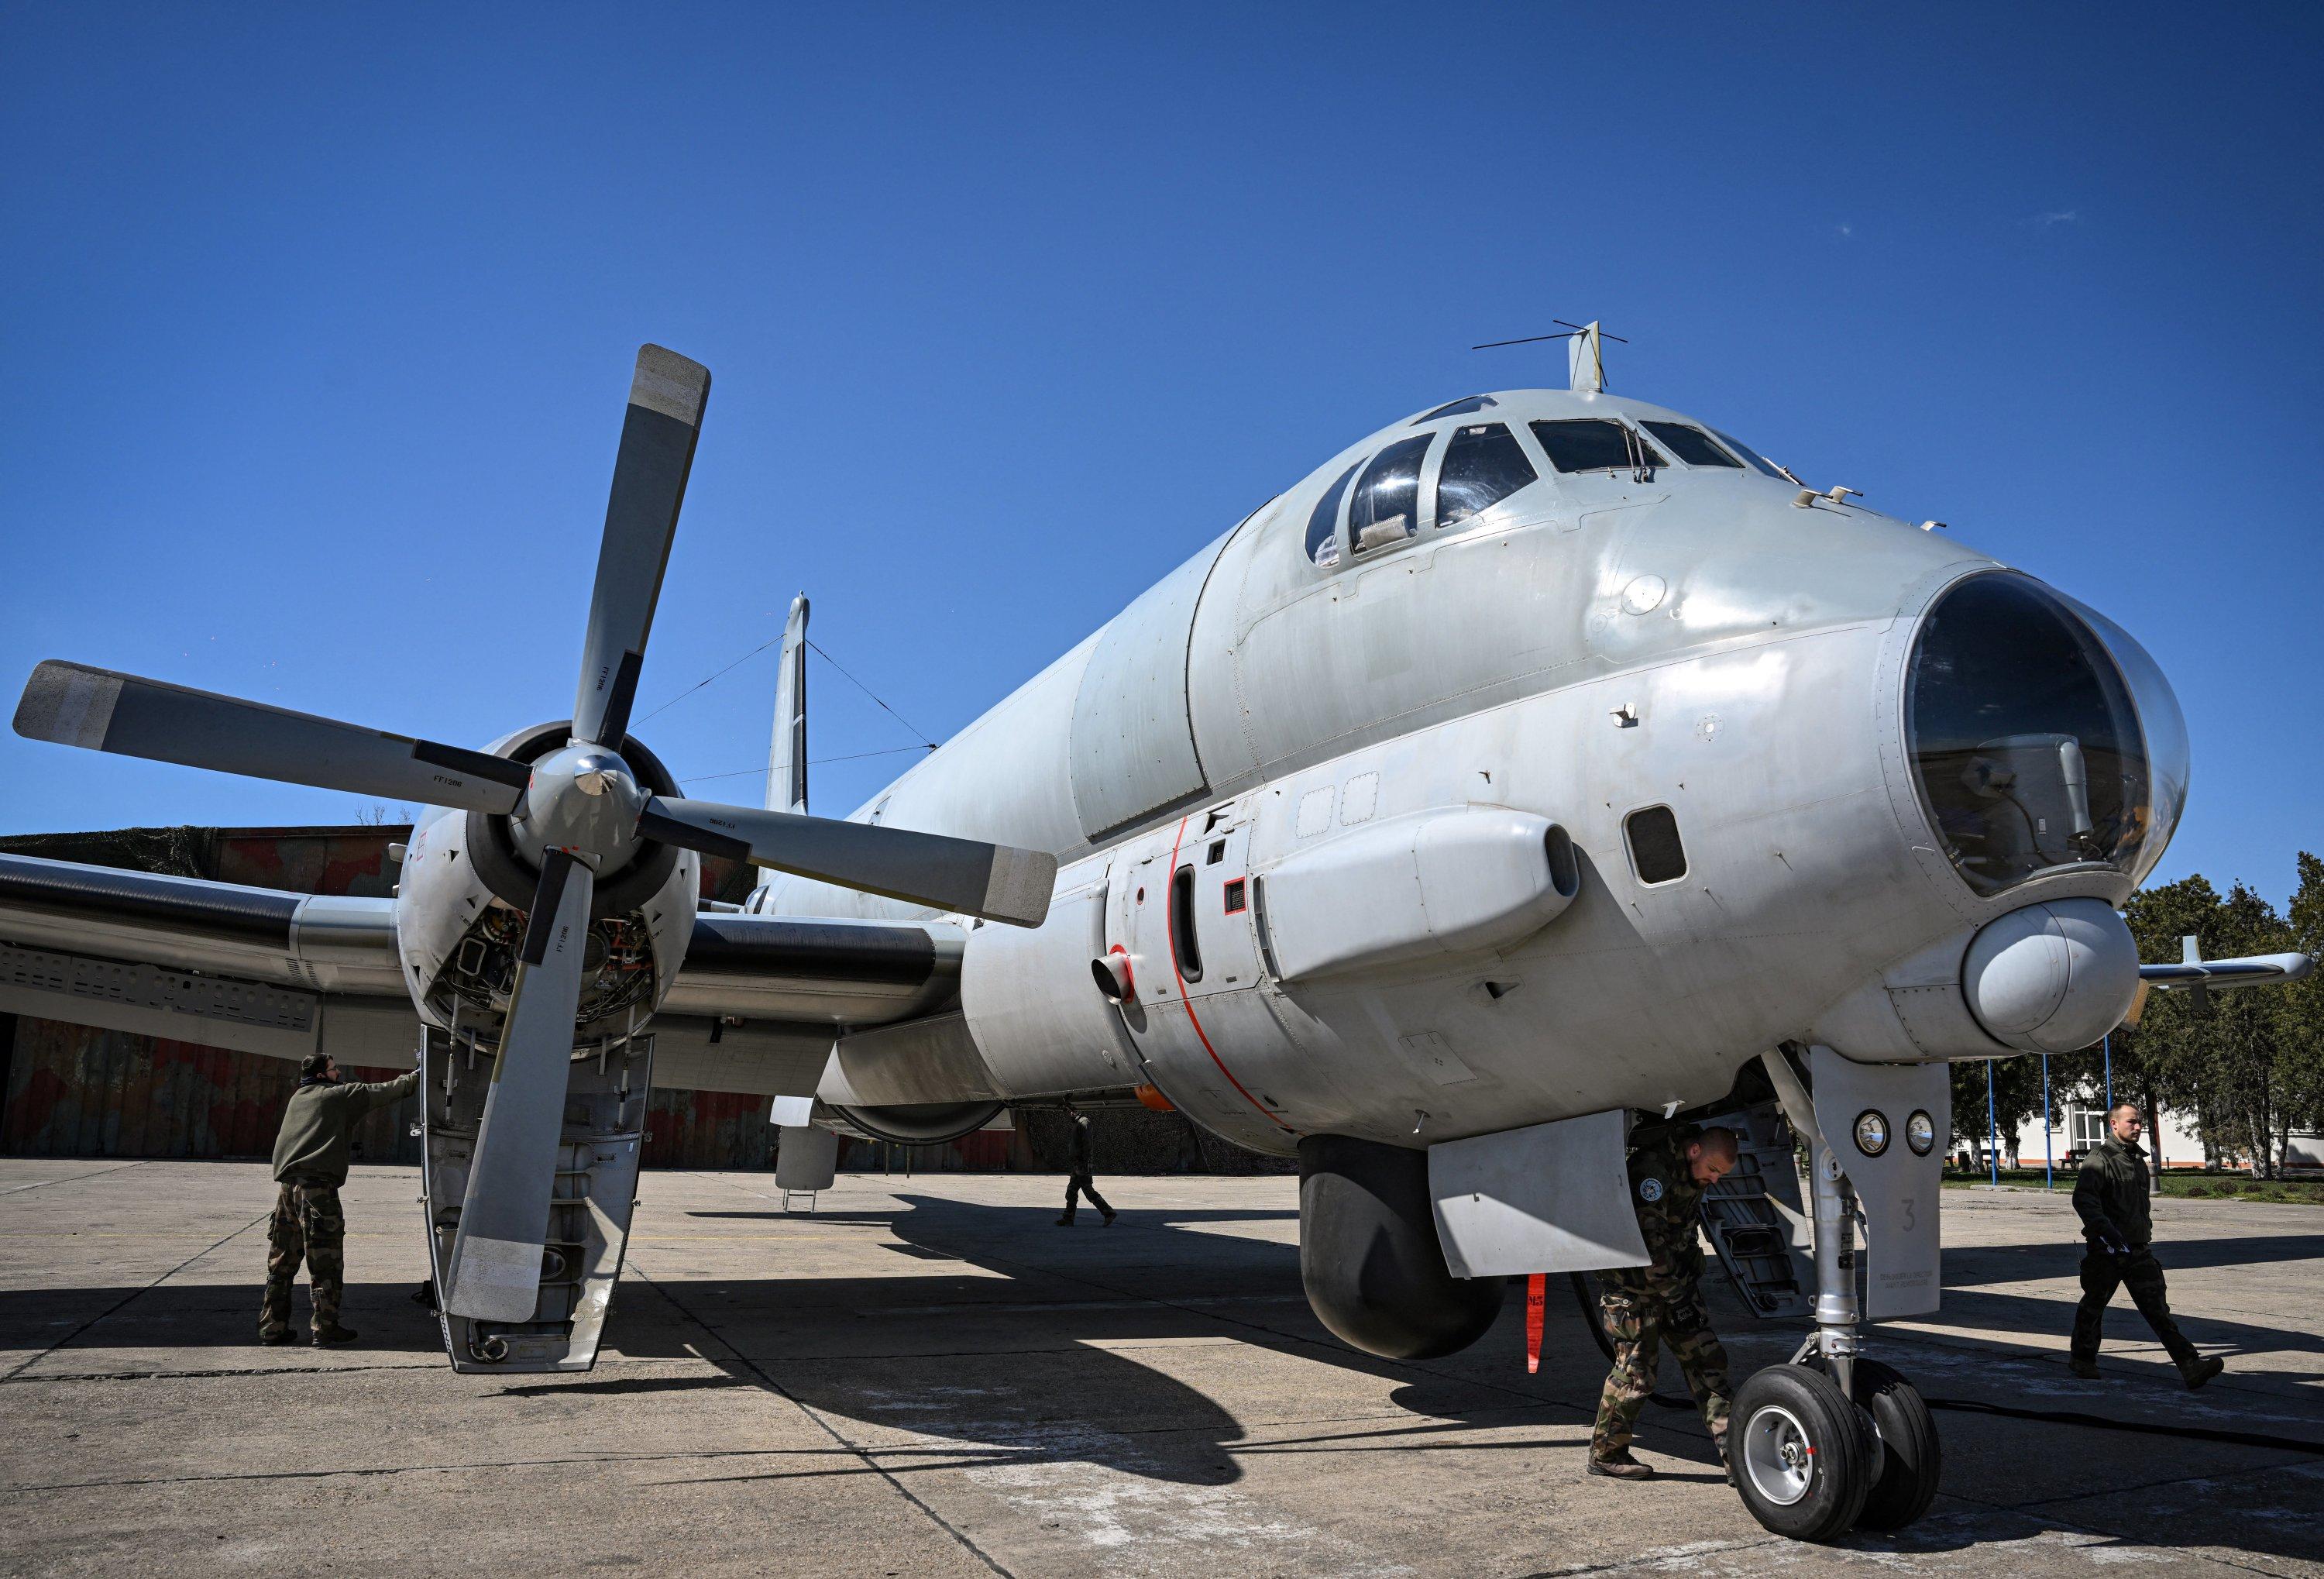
2,1159,2320,1577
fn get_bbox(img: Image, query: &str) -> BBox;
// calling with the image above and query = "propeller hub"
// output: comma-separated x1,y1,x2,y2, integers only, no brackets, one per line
511,744,647,875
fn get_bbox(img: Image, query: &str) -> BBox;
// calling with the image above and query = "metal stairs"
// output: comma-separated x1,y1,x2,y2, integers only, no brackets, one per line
1693,1099,1814,1319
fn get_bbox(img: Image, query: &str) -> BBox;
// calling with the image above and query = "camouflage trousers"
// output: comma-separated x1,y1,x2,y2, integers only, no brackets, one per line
2071,1244,2197,1368
1591,1278,1732,1460
259,1180,345,1338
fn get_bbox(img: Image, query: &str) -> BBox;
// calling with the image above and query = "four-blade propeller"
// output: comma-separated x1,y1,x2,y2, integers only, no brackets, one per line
12,343,1058,1325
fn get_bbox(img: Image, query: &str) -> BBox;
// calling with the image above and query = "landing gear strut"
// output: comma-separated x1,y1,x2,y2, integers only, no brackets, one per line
1733,1055,1943,1541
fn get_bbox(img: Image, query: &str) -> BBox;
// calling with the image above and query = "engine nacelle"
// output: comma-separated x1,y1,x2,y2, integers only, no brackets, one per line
393,721,699,1044
956,859,1143,1096
1298,1134,1507,1360
823,1100,1007,1145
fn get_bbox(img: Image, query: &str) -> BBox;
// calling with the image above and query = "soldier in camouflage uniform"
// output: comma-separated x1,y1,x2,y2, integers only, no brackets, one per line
259,1054,418,1347
1588,1123,1740,1481
2069,1101,2223,1388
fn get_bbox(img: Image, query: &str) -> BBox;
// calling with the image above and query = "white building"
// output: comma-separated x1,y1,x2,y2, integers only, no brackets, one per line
1985,1096,2321,1174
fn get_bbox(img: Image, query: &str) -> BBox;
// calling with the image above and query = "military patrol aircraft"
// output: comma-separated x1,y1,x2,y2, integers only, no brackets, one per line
5,335,2309,1543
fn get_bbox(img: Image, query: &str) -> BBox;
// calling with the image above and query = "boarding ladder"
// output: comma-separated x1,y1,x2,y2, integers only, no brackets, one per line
1693,1099,1814,1319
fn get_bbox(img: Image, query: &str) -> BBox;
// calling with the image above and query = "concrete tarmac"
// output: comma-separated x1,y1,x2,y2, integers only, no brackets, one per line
2,1160,2320,1577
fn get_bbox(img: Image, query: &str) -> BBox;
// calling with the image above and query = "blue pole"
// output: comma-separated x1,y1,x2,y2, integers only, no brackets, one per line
1987,1061,1999,1185
2103,1032,2114,1115
2043,1054,2054,1190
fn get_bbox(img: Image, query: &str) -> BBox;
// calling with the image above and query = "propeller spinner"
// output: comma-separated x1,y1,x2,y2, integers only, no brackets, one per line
13,343,1058,1323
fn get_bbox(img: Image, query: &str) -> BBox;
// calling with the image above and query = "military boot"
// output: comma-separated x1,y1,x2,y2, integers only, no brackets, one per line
312,1324,360,1347
2068,1357,2100,1380
1587,1450,1654,1481
2179,1354,2225,1390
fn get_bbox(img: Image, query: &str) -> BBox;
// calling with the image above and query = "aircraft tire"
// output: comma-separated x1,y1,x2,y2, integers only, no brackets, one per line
1848,1358,1942,1531
1730,1366,1875,1543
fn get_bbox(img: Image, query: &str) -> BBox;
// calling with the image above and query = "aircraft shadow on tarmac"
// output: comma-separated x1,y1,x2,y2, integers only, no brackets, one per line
1934,1233,2324,1367
9,1189,2322,1551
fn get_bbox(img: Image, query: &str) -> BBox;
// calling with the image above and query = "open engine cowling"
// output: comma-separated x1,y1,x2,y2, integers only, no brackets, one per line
1298,1134,1507,1360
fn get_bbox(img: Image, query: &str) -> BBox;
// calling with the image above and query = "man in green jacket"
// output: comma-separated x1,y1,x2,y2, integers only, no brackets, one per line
2069,1101,2223,1388
259,1053,420,1347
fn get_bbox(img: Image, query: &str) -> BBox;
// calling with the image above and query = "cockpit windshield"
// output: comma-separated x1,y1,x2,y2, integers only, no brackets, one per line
1906,575,2168,895
1640,421,1742,468
1529,419,1667,473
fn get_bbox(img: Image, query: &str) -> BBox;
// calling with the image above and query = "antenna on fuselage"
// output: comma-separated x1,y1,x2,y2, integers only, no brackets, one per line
1470,319,1628,393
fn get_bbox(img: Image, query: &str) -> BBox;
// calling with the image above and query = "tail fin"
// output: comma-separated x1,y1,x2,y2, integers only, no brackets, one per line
767,594,809,816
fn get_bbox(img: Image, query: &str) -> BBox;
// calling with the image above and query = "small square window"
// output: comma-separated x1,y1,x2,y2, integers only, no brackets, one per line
1625,805,1688,885
1207,839,1226,865
1222,879,1247,915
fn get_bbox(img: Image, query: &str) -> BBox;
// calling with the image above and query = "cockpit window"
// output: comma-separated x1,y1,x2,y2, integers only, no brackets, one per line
1435,423,1538,528
1306,462,1357,567
1710,428,1787,478
1906,575,2155,896
1346,435,1432,555
1641,421,1742,468
1528,419,1667,474
1413,395,1498,424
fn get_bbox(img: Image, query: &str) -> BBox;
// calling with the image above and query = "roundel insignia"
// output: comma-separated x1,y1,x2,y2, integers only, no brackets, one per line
1638,1176,1664,1204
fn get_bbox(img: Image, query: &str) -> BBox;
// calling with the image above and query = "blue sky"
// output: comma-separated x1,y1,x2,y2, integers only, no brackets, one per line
3,5,2319,904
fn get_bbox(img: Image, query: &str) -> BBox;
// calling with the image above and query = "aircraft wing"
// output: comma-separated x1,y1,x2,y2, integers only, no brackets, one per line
0,851,961,1092
2139,951,2314,989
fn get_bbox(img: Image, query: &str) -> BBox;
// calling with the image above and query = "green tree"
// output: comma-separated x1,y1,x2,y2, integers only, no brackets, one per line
2100,866,2324,1178
2102,876,2226,1166
2200,884,2305,1176
1951,1054,2047,1171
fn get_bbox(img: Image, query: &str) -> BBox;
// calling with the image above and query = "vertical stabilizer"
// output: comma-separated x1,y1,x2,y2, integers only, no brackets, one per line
767,594,809,817
1568,321,1606,394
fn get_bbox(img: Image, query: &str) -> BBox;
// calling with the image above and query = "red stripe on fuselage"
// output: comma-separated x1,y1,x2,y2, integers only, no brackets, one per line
1163,816,1295,1136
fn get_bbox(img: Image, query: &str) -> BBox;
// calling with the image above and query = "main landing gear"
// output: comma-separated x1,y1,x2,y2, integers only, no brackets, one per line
1728,1106,1941,1542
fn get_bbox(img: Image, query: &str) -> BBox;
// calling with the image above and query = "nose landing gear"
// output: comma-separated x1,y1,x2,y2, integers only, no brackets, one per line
1734,1051,1944,1541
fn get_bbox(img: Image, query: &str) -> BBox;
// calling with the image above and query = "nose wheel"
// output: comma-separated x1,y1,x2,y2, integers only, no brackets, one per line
1730,1357,1941,1541
1731,1054,1944,1540
1730,1366,1875,1541
1848,1358,1942,1531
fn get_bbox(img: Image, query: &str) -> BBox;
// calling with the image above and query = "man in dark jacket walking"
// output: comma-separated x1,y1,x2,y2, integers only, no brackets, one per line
2070,1100,2223,1388
1054,1104,1115,1226
259,1054,419,1347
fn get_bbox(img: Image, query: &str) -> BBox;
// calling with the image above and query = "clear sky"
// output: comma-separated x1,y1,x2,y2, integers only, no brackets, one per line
3,5,2318,905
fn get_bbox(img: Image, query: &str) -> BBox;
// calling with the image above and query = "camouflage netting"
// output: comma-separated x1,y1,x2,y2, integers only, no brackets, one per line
1014,1105,1296,1176
0,824,220,879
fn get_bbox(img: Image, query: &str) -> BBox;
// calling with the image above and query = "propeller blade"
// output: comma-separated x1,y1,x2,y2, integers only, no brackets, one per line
13,660,529,814
572,345,711,747
443,849,594,1322
639,796,1057,927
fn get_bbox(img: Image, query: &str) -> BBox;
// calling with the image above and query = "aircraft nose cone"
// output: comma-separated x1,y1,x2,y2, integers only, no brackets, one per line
1962,898,2139,1054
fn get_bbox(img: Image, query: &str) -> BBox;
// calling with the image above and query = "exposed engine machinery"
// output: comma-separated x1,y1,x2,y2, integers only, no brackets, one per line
394,722,700,1053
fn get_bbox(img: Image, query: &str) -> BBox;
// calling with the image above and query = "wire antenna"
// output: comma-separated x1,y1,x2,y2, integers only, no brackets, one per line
1471,321,1631,351
1474,319,1625,393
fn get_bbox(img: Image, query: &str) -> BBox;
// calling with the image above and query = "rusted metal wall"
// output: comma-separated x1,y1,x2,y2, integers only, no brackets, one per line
0,1017,422,1164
